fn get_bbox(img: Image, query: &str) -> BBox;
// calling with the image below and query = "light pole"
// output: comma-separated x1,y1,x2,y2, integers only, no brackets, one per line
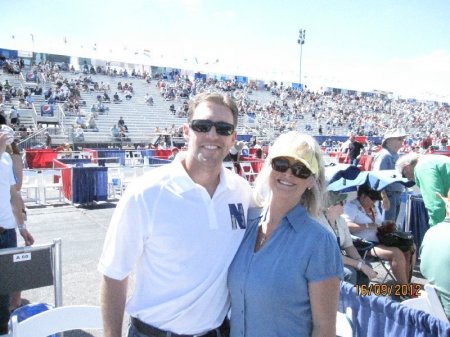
297,29,306,85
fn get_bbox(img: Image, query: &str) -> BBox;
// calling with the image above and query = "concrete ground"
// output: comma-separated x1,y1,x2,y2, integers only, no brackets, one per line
14,200,427,336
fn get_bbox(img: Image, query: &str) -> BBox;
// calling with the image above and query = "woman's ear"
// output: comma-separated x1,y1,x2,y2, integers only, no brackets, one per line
183,123,190,141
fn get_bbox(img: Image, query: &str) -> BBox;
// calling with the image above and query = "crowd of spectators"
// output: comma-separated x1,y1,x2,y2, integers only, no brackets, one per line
1,56,449,152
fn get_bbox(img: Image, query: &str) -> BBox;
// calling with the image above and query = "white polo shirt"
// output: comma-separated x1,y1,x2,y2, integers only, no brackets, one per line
0,152,16,229
98,159,252,334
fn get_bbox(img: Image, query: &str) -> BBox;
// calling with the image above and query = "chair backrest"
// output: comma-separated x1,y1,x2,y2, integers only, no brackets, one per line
336,310,353,337
11,305,102,337
424,284,449,322
0,239,62,307
402,284,449,322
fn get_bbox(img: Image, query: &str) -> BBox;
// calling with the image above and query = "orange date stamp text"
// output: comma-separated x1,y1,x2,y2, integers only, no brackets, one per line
354,283,421,297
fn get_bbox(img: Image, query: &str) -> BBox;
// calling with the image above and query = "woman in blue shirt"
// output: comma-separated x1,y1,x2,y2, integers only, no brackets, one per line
228,131,343,337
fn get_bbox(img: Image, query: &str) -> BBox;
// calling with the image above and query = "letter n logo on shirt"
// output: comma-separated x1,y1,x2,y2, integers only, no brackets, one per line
228,203,246,230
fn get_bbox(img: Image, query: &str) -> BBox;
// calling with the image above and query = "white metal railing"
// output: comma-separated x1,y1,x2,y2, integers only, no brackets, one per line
17,128,48,151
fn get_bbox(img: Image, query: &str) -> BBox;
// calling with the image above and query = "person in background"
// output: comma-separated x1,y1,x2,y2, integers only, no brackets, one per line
168,146,179,161
318,191,377,284
0,124,34,334
228,131,343,337
420,190,450,319
5,140,29,311
372,128,407,223
98,92,252,337
396,152,450,227
347,134,364,166
342,184,415,286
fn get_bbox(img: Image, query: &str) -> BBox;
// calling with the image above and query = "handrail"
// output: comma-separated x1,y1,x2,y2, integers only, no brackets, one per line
31,103,38,128
57,104,66,134
17,127,48,150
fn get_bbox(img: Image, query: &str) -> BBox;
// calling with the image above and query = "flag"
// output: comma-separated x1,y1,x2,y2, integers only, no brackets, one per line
143,49,151,58
30,33,34,42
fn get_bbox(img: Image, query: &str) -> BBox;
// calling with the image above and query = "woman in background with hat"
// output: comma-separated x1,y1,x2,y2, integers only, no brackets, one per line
228,131,343,337
319,191,377,284
342,184,415,285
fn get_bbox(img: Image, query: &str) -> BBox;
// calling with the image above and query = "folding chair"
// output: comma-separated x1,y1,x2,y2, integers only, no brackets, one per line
352,236,397,284
239,162,258,185
0,239,62,308
11,305,102,337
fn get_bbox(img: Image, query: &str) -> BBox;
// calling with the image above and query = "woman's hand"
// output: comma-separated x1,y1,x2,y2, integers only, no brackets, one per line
361,263,378,280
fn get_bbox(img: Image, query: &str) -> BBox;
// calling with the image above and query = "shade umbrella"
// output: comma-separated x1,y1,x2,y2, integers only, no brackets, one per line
325,163,361,185
327,169,414,192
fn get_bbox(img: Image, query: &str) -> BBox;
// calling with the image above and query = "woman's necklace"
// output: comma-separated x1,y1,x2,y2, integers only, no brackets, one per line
255,210,272,252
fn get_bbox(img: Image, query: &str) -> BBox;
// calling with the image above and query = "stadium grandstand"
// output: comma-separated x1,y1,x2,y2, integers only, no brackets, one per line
1,46,449,153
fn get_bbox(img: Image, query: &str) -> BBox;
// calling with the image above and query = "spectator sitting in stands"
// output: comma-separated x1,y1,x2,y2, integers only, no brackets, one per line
75,115,86,129
124,89,133,100
117,117,128,132
144,93,153,105
73,126,85,142
85,114,98,131
113,92,122,103
119,126,129,141
110,125,120,139
102,91,110,102
25,95,34,108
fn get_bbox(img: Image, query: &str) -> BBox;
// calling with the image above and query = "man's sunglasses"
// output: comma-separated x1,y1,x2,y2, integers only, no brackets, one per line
271,157,313,179
189,119,235,136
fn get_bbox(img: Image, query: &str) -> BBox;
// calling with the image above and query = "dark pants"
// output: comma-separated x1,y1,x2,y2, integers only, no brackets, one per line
127,318,229,337
0,229,17,334
382,191,402,223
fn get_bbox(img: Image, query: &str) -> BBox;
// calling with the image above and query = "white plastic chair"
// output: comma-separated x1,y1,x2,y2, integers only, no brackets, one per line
336,308,353,337
11,305,102,337
239,162,258,184
402,284,449,322
39,169,64,204
21,170,40,204
223,161,236,172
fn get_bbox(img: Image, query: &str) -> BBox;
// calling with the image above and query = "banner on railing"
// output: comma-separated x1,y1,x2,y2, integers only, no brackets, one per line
40,104,54,117
26,71,37,82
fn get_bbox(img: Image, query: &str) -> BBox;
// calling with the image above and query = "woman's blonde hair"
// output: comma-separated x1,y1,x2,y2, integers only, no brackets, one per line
253,131,327,217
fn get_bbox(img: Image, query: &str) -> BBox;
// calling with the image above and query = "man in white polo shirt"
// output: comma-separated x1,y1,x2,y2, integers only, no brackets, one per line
98,93,253,337
0,124,34,334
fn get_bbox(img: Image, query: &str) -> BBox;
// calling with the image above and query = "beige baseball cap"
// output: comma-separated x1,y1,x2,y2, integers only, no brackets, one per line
269,135,319,175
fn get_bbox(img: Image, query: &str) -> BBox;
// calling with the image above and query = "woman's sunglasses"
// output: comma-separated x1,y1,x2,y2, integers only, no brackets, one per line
271,157,313,179
189,119,235,136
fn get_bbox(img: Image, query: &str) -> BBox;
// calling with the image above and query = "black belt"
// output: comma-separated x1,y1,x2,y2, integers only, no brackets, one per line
131,317,228,337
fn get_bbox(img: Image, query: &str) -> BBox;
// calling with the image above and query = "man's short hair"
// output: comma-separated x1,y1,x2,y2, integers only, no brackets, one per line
187,93,239,128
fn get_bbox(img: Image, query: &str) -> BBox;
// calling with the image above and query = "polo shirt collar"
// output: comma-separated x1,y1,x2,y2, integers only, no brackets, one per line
254,204,310,233
167,158,239,195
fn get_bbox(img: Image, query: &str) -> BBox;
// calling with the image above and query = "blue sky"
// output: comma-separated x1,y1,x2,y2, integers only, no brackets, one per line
1,0,449,100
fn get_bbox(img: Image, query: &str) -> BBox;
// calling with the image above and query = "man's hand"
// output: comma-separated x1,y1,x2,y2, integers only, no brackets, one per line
19,228,34,246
